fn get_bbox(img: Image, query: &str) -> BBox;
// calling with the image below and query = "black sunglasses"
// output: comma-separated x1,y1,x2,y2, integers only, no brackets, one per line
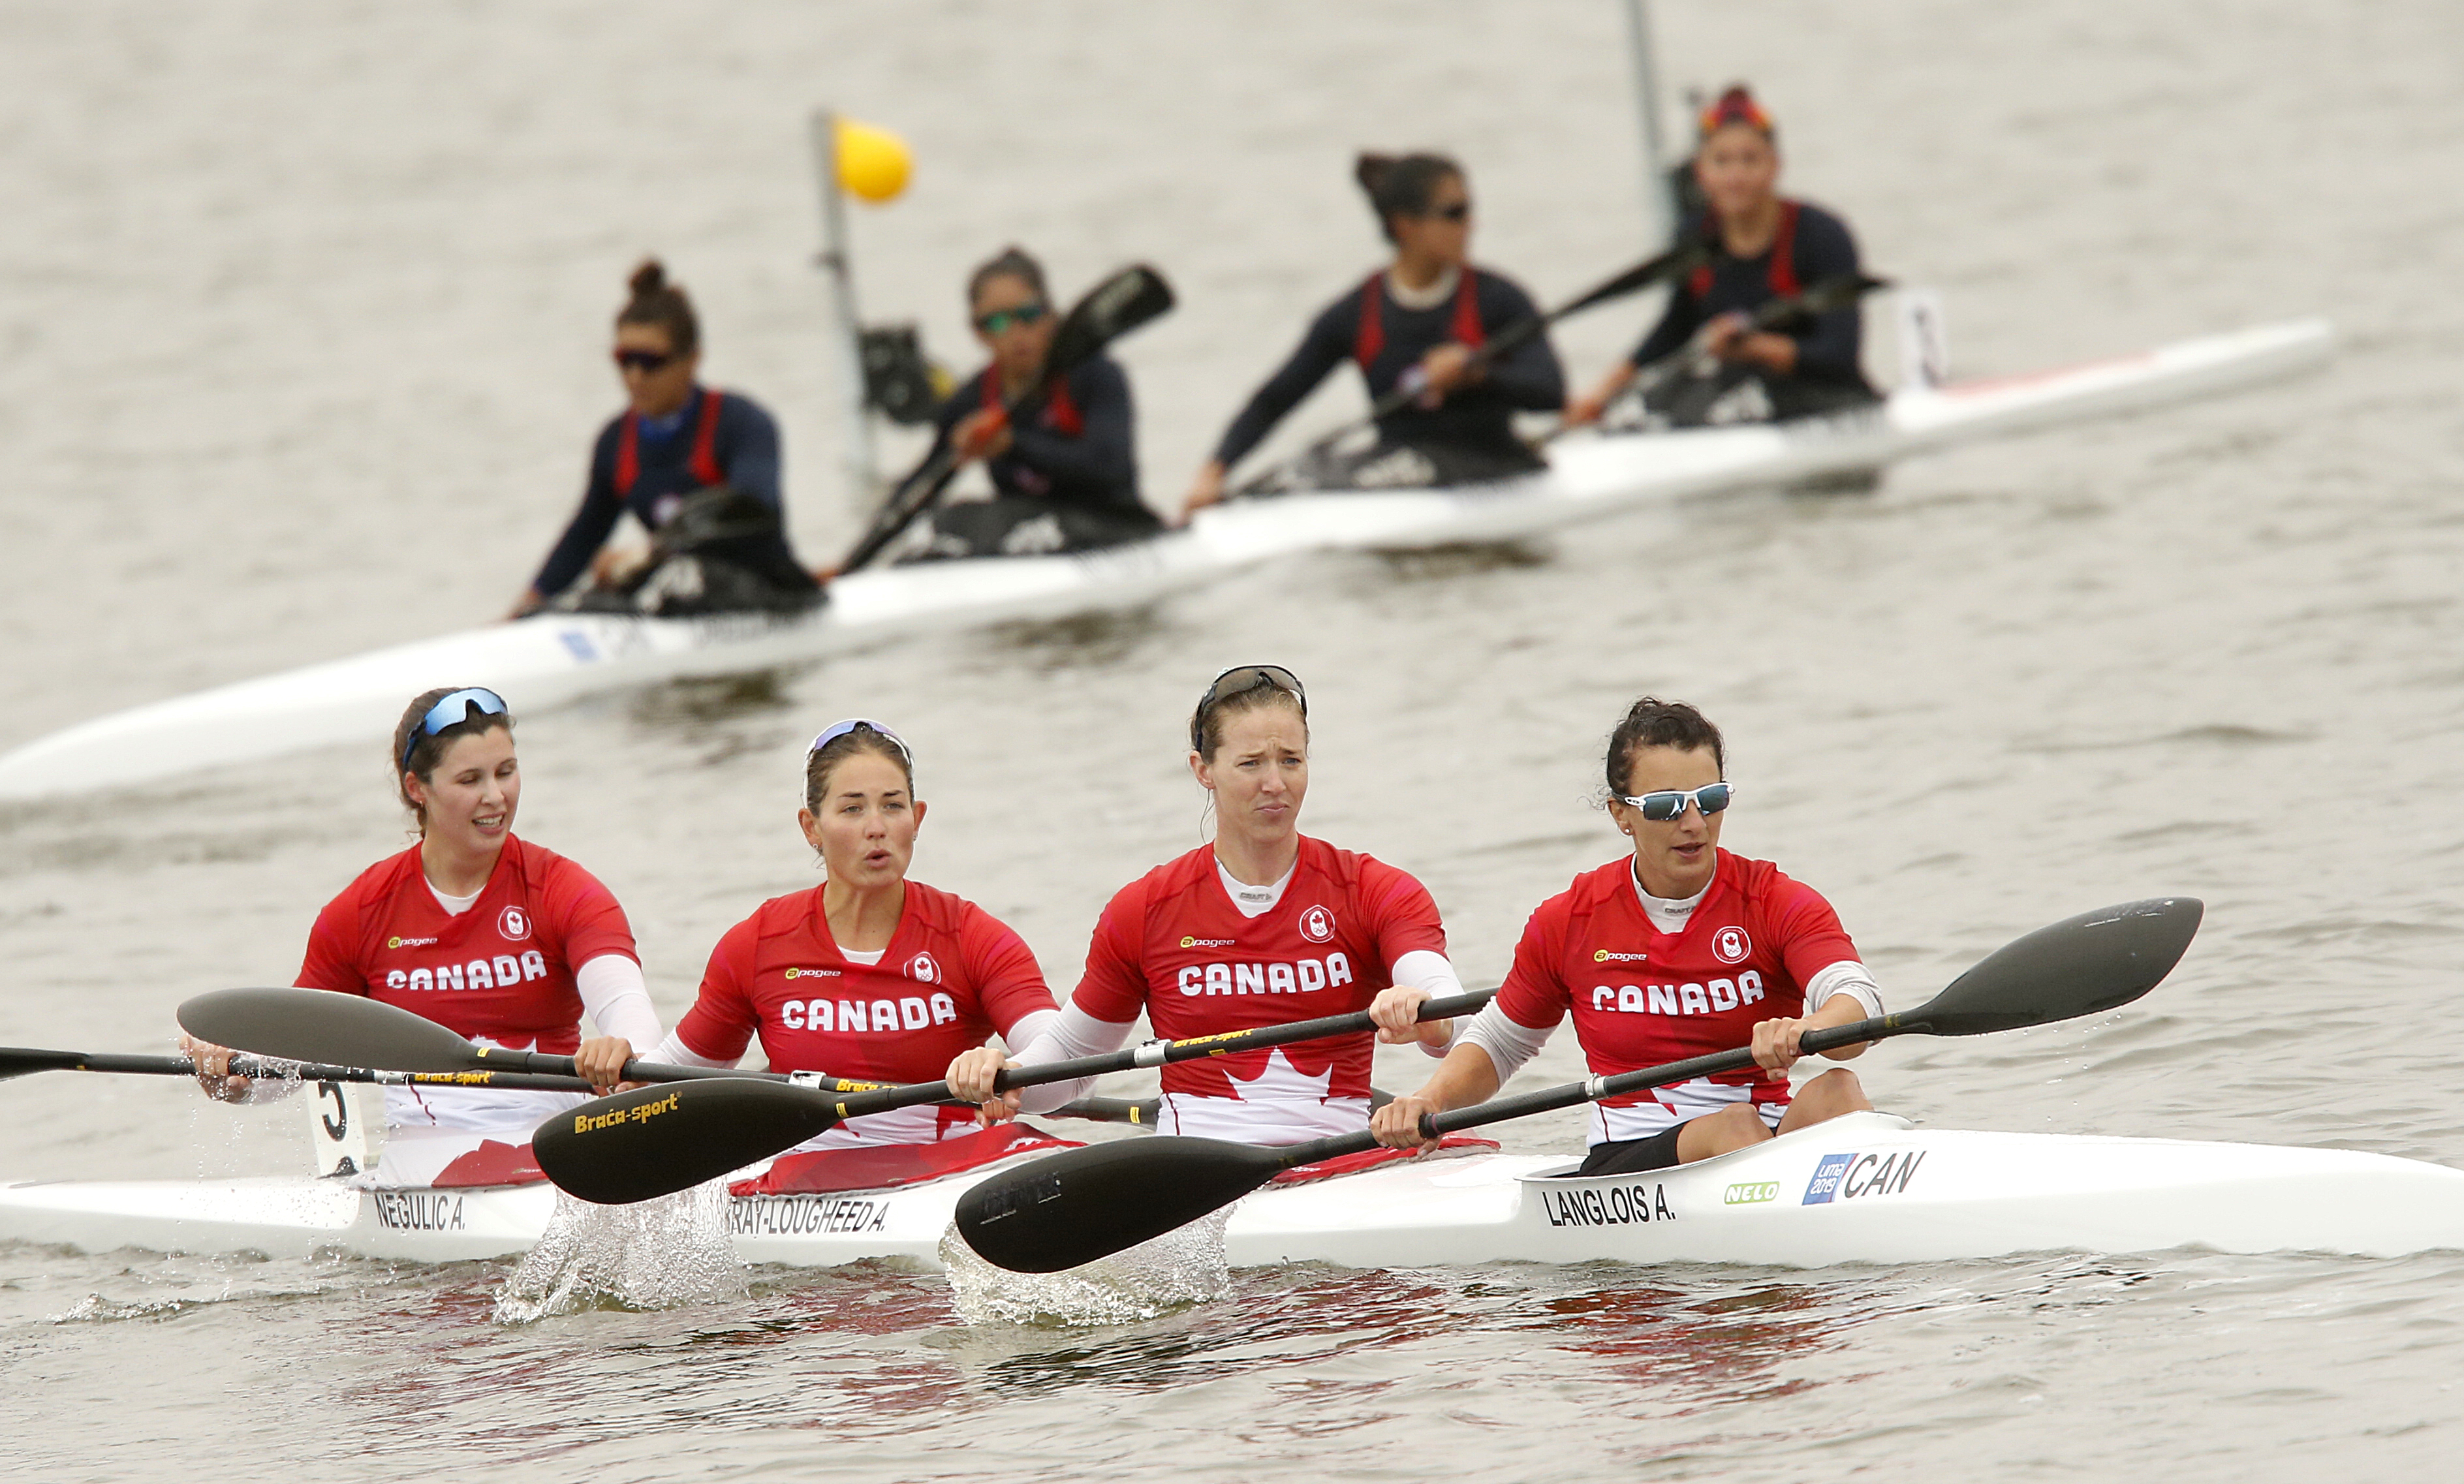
1189,665,1307,751
612,347,677,373
1423,200,1471,223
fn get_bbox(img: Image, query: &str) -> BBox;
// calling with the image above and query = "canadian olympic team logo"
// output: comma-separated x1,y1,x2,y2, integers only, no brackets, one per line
497,906,533,942
1713,926,1751,965
908,951,941,984
1298,905,1336,944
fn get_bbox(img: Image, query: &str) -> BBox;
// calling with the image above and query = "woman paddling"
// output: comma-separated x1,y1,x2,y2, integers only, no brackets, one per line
185,687,662,1187
901,247,1159,561
1565,87,1878,429
508,260,819,617
1182,153,1565,512
950,666,1464,1144
646,720,1067,1154
1371,697,1880,1173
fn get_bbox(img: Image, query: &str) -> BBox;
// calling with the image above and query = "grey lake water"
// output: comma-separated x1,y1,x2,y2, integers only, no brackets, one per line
3,1,2463,1479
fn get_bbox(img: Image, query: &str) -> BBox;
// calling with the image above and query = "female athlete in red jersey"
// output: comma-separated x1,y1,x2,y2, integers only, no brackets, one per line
950,666,1465,1145
1371,697,1879,1174
646,720,1062,1150
185,687,661,1184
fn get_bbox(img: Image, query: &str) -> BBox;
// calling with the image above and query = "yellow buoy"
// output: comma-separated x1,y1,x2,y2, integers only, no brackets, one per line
834,117,912,204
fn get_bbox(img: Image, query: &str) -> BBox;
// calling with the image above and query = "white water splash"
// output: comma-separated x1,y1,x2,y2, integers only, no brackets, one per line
493,1181,746,1324
939,1209,1232,1327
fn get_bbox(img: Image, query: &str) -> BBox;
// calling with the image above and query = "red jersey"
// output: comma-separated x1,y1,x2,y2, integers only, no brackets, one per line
675,881,1054,1089
1495,849,1860,1140
1074,837,1448,1121
296,834,636,1054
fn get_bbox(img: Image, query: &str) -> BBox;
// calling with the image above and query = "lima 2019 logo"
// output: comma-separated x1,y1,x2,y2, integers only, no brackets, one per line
1713,925,1751,965
498,906,533,942
1298,905,1336,944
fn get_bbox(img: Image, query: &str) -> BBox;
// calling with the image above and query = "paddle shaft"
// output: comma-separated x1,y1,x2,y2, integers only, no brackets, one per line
811,988,1495,1123
1261,1012,1895,1172
0,1047,602,1093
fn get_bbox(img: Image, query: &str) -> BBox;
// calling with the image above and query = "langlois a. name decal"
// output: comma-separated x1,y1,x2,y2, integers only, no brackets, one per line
1540,1179,1674,1227
729,1194,892,1237
1802,1149,1926,1205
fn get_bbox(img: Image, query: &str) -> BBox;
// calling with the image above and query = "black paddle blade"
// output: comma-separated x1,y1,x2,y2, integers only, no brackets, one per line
0,1047,87,1082
1781,271,1891,321
532,1078,839,1205
954,1135,1281,1273
1557,243,1704,316
1046,264,1174,373
177,988,480,1072
1899,897,2203,1037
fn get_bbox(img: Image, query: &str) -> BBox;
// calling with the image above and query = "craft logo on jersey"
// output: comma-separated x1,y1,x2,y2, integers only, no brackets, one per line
1298,904,1336,944
907,951,941,984
497,906,532,942
1713,926,1751,965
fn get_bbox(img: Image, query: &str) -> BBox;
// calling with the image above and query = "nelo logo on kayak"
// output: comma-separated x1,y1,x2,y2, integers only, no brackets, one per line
1540,1180,1673,1227
1801,1150,1926,1205
1176,953,1354,997
1724,1182,1780,1205
372,1192,464,1232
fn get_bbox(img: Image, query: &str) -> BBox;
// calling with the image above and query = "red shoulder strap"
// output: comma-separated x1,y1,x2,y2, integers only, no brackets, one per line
1768,201,1801,298
1352,272,1385,369
687,388,724,487
1450,267,1485,349
612,415,640,497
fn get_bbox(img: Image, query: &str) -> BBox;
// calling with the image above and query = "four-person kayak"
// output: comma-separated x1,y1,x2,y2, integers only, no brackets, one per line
1,1109,2454,1270
0,317,2330,801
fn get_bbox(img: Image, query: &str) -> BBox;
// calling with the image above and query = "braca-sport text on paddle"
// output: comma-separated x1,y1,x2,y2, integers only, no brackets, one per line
954,897,2202,1273
531,990,1494,1204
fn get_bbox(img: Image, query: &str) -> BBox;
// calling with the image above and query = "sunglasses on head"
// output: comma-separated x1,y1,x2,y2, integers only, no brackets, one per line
401,688,509,774
612,347,677,373
1619,782,1734,822
809,717,913,767
975,301,1050,335
1189,665,1307,751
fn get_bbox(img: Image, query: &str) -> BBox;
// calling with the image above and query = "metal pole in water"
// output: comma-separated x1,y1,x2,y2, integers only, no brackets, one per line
809,108,879,508
1619,0,1677,241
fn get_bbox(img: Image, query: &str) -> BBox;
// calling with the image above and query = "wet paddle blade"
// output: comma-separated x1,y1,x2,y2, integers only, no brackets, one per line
177,987,482,1073
954,1135,1283,1274
532,1079,841,1205
1900,897,2203,1037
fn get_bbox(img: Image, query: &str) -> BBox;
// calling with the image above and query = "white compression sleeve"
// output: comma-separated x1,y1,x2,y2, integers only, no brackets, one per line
1805,960,1884,1022
649,1030,740,1071
1390,948,1470,1057
1456,999,1556,1085
991,1008,1078,1113
1003,1002,1138,1111
575,953,663,1053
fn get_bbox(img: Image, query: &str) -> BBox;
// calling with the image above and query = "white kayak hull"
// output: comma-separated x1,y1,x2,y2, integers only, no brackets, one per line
0,319,2330,799
3,1113,2454,1272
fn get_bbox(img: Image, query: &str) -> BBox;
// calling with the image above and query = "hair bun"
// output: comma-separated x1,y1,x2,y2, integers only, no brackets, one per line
1353,152,1397,198
629,258,668,300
